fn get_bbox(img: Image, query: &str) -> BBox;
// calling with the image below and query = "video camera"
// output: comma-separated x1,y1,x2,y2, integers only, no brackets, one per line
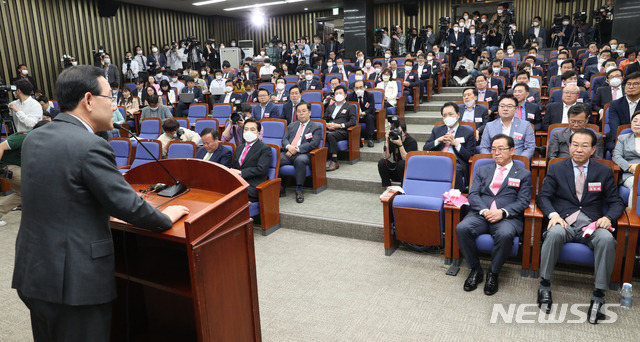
60,54,76,69
593,6,613,23
185,36,200,48
0,80,17,135
573,11,587,23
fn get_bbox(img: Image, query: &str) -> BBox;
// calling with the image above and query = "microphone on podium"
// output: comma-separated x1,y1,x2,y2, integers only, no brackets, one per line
114,123,187,197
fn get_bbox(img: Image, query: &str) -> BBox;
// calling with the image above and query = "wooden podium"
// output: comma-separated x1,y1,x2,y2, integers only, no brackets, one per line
109,159,261,342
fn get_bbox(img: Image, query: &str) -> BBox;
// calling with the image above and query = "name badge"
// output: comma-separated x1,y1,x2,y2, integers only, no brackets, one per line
527,113,535,120
341,109,347,114
409,76,414,79
577,98,583,103
508,178,521,187
456,137,465,143
512,132,523,140
588,182,602,191
310,86,316,89
486,97,492,102
282,97,287,101
475,117,483,123
264,113,270,118
305,133,313,140
527,96,535,102
365,102,370,108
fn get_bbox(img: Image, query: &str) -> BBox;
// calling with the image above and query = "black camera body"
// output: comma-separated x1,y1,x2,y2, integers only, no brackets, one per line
175,127,185,140
0,80,17,132
1,168,13,179
230,112,243,124
388,129,401,140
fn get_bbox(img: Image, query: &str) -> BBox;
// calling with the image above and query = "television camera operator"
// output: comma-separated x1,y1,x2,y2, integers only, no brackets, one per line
61,55,78,69
391,25,407,56
92,45,106,67
186,36,204,70
378,117,418,187
122,51,139,83
9,80,43,133
593,0,614,44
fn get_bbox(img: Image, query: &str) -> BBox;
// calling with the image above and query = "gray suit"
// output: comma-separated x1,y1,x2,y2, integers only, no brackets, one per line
280,120,323,185
547,127,604,161
103,64,120,86
612,132,640,184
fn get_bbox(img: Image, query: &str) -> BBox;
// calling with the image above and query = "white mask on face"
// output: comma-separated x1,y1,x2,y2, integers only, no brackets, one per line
507,49,514,54
231,42,236,47
334,94,345,102
365,62,371,68
354,75,363,81
459,22,465,26
611,44,618,50
305,74,313,81
260,51,265,56
152,47,158,53
220,45,225,49
405,66,412,71
464,100,475,108
243,131,258,143
358,56,364,62
244,67,250,73
443,116,457,127
492,67,501,74
609,77,622,87
427,56,433,61
470,29,476,34
497,9,503,14
566,82,578,87
104,58,111,64
200,71,206,76
137,50,143,55
355,89,365,97
382,75,390,81
510,25,516,30
562,21,570,26
215,75,222,80
384,53,391,59
618,51,625,57
71,61,78,66
225,86,233,92
172,77,178,82
605,66,616,73
481,18,487,23
374,68,381,73
556,59,564,66
453,27,459,32
276,83,285,90
533,22,539,27
464,15,469,20
327,62,333,68
264,63,270,67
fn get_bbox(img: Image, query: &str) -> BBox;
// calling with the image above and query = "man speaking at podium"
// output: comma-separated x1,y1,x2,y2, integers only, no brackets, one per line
12,65,189,342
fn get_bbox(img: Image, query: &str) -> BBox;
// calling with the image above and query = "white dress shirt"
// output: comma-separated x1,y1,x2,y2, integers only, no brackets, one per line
501,118,515,136
10,97,43,132
628,97,639,120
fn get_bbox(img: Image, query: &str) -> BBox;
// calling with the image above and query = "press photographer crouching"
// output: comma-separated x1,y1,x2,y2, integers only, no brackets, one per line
222,103,263,144
157,118,201,158
378,117,418,187
0,120,49,227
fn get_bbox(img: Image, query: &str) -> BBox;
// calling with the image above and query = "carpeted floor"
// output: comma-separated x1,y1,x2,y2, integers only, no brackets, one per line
1,211,639,341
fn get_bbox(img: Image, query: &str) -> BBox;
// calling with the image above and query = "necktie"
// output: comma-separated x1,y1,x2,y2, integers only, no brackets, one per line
203,152,212,160
517,104,523,119
613,87,618,100
291,123,305,147
600,67,605,74
225,93,230,102
566,166,585,225
489,166,507,210
404,73,408,81
358,96,364,109
292,102,298,122
307,81,310,89
239,144,251,165
479,90,485,102
442,129,454,152
189,88,193,94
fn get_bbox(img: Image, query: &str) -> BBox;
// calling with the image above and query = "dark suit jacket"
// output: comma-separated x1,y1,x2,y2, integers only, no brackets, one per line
396,70,420,90
241,90,258,103
368,71,383,84
281,100,307,125
549,75,587,89
448,32,467,52
231,139,272,189
526,26,547,41
626,61,640,76
607,96,634,151
468,162,532,220
515,101,543,131
148,53,167,69
543,102,591,131
583,64,604,83
252,102,281,120
548,90,590,105
406,36,423,53
412,63,432,80
323,102,357,129
592,85,622,115
181,86,204,103
478,88,499,114
488,77,505,95
458,104,490,134
45,107,60,119
196,144,232,167
281,120,322,154
217,92,242,104
423,124,476,171
465,34,483,50
347,91,376,118
536,159,625,223
13,113,172,306
298,79,322,91
11,75,38,92
547,127,604,161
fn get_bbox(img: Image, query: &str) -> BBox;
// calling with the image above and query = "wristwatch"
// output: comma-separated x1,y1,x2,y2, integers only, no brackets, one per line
501,209,507,218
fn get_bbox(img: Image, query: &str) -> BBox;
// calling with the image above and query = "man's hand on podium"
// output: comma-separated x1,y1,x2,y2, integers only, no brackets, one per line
163,205,190,223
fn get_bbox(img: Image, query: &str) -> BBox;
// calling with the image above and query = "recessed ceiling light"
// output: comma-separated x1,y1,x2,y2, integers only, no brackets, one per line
304,7,308,10
224,0,306,11
193,0,226,6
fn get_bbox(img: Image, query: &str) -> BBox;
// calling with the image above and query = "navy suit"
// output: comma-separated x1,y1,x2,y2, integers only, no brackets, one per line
147,53,167,69
607,96,634,151
280,120,323,186
241,90,258,103
526,26,547,44
396,70,420,97
368,71,383,84
465,34,483,50
196,144,232,167
514,101,543,131
231,139,272,202
347,90,376,139
543,102,591,132
423,124,476,188
477,88,499,115
548,89,590,105
458,104,490,134
536,159,624,289
592,85,623,116
44,107,60,119
448,31,467,61
298,79,322,91
252,102,281,120
488,77,505,95
548,75,587,89
176,86,204,116
457,162,532,273
217,92,242,105
281,100,307,125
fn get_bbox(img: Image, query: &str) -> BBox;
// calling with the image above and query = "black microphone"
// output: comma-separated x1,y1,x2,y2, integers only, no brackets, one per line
114,123,187,197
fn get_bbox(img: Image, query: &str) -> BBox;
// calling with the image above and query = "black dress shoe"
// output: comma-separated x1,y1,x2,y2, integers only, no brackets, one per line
463,268,484,292
367,140,374,148
537,288,553,314
588,299,605,324
280,186,286,197
360,140,364,148
295,190,304,203
484,271,499,296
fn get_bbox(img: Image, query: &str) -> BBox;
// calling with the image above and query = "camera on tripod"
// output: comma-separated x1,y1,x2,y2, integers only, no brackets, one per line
0,81,17,135
573,11,587,23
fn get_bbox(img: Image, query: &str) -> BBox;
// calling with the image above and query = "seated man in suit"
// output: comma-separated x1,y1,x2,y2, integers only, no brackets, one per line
175,76,204,117
494,49,513,75
322,77,342,110
549,62,588,89
607,72,640,151
271,77,290,103
480,67,505,95
281,85,306,125
591,59,618,93
548,79,590,106
543,84,591,131
511,83,542,131
490,59,510,87
240,80,258,103
196,128,232,166
252,88,281,120
413,53,432,102
397,59,420,98
459,87,489,141
579,42,599,68
457,134,532,295
157,118,201,158
218,80,242,110
323,85,357,171
368,61,384,84
475,74,499,117
507,71,542,111
423,102,476,189
536,128,625,323
299,67,321,91
36,95,60,119
229,118,272,202
348,69,370,90
583,50,613,83
547,104,604,160
547,51,570,78
479,94,536,160
280,102,323,203
593,68,624,122
347,80,377,147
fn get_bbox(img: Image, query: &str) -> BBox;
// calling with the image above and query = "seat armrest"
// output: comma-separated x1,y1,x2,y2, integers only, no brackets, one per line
118,165,131,170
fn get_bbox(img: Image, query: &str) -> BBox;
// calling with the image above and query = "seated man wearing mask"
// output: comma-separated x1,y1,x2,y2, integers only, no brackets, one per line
324,85,357,171
140,95,173,124
229,118,272,203
347,80,377,147
459,87,489,141
157,118,201,158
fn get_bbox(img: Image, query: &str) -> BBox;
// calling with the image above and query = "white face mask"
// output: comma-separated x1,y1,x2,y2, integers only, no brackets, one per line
225,86,233,92
243,131,258,143
374,68,381,73
459,22,465,27
507,49,514,54
260,51,265,56
104,58,111,64
464,100,475,108
556,59,564,66
244,68,250,73
609,77,622,87
427,56,433,61
199,71,206,76
327,62,333,68
492,67,501,74
533,22,539,27
172,77,178,82
618,51,625,57
264,63,270,67
358,56,364,62
464,15,469,20
152,47,158,53
216,75,222,80
305,75,313,81
355,89,365,97
566,82,578,87
231,43,236,47
443,116,457,127
220,45,225,49
382,75,390,81
334,94,345,102
562,21,570,26
470,29,476,34
497,9,503,14
71,61,78,66
510,25,516,30
404,66,412,71
453,27,459,32
481,18,487,23
137,50,143,55
384,53,391,59
276,83,285,90
354,75,363,81
605,66,616,73
611,44,618,50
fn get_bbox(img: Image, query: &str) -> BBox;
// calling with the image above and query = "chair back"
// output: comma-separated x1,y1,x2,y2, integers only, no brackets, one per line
325,73,343,85
258,83,275,94
260,118,287,146
310,119,327,147
616,125,632,144
504,57,518,73
131,139,162,169
603,104,610,137
369,88,384,111
188,103,209,122
285,75,299,83
590,75,606,99
109,138,132,167
285,82,297,92
310,102,324,119
469,154,529,188
117,106,126,118
211,104,233,125
301,90,323,103
175,118,190,129
402,152,456,198
267,144,280,180
123,83,137,92
220,142,235,156
139,118,162,139
194,118,219,134
167,141,197,158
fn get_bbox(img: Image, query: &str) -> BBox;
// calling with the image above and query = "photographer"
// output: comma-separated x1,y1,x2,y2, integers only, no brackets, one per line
374,28,392,52
186,38,204,70
9,80,43,132
550,16,573,47
101,53,120,87
407,28,423,54
222,103,261,144
121,51,139,83
392,26,407,56
488,3,512,36
0,120,48,226
378,119,417,187
148,44,167,72
167,42,183,71
157,118,201,158
485,28,502,59
504,23,524,49
473,49,491,79
310,35,325,62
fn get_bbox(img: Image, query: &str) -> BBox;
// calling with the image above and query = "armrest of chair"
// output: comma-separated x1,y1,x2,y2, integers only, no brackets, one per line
375,108,387,141
427,78,433,100
524,204,544,276
610,209,633,284
444,203,463,264
412,86,420,112
256,178,282,231
118,165,131,170
437,72,443,92
309,147,328,190
396,95,406,120
381,189,401,253
347,124,361,162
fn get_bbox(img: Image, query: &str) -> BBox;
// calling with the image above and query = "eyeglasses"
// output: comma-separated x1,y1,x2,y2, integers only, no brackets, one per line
570,143,592,150
491,147,511,153
498,104,516,109
626,82,640,88
92,94,113,100
569,120,586,125
563,91,580,95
